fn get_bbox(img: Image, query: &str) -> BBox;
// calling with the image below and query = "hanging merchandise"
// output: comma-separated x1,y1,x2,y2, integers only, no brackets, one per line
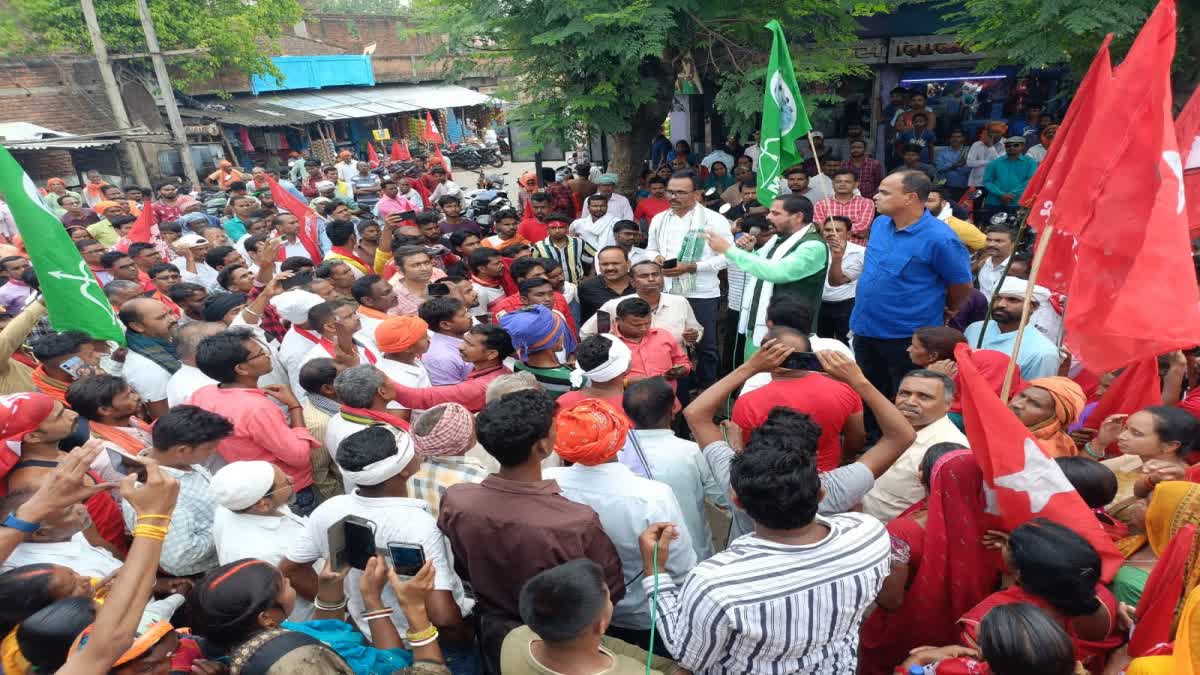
407,116,423,143
238,127,256,153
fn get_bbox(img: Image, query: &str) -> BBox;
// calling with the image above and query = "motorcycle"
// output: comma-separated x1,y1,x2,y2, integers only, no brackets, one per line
464,182,511,234
479,145,506,168
445,144,483,170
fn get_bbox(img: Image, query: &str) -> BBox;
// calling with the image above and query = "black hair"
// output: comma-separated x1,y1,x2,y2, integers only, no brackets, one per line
99,250,130,270
393,245,430,270
984,224,1016,239
307,299,354,332
314,260,347,280
217,263,248,290
732,423,821,529
467,247,501,273
203,292,248,323
763,324,811,354
436,194,461,207
157,221,183,236
448,230,479,250
919,442,968,488
668,170,701,191
1054,456,1119,509
537,258,561,273
418,296,464,331
325,220,356,247
748,407,822,451
390,235,425,252
775,194,814,222
351,274,384,304
575,335,613,372
468,323,514,360
31,331,92,363
0,565,67,636
244,233,271,255
766,294,814,332
186,559,284,651
152,404,233,449
545,213,572,225
64,374,127,421
977,603,1076,675
897,170,933,200
529,192,549,204
913,326,968,361
585,193,609,205
339,427,401,474
493,208,519,223
623,377,675,429
228,181,248,193
518,559,608,643
615,297,651,319
205,245,237,269
739,213,770,233
73,238,102,252
902,143,924,155
783,165,808,178
1009,519,1101,616
1142,405,1199,456
299,358,339,396
518,278,550,297
167,282,206,304
510,256,546,281
109,214,136,227
147,263,180,280
126,242,156,260
477,389,557,467
612,219,640,234
195,330,254,383
647,175,667,187
280,256,314,273
18,596,96,673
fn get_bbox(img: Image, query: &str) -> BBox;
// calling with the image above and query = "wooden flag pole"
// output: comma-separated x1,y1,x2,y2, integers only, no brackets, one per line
806,131,824,177
999,223,1055,402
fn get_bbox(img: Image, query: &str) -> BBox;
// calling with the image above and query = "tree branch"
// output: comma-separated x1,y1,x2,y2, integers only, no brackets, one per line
683,9,755,74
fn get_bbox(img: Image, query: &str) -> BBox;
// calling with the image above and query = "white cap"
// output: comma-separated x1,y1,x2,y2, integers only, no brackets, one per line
210,461,276,511
271,290,324,324
177,233,208,247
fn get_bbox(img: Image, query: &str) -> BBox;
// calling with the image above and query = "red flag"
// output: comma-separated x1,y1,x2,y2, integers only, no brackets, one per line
127,194,155,244
1128,523,1195,656
1080,357,1163,456
1058,0,1200,372
954,343,1123,581
367,143,380,169
389,141,402,161
423,112,443,144
1177,85,1200,236
1020,35,1113,293
265,176,322,262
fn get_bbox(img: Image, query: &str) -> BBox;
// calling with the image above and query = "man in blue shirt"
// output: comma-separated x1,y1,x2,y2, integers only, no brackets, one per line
982,136,1038,212
964,276,1061,379
850,170,973,431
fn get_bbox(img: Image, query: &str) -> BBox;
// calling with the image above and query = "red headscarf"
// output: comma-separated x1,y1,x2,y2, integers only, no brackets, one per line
858,450,1000,674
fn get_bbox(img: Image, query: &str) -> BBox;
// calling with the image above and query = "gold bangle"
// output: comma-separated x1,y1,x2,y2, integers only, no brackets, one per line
133,531,166,541
135,514,173,522
405,625,437,642
132,524,170,540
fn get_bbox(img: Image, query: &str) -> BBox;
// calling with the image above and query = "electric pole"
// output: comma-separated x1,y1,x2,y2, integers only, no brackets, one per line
79,0,150,186
134,0,199,186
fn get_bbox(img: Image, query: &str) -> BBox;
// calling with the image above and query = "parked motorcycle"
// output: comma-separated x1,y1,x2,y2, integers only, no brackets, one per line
464,179,511,234
479,145,505,168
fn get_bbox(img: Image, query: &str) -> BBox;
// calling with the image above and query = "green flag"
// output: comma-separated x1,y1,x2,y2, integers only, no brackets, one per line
0,147,124,344
757,20,811,207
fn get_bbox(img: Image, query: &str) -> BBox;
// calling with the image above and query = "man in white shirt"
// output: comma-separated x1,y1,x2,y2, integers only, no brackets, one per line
594,174,634,222
966,123,1005,188
580,260,701,347
645,172,733,387
119,298,180,420
861,370,968,521
335,152,358,184
0,490,121,577
974,224,1016,300
372,315,432,416
274,213,315,262
271,290,327,398
281,426,475,636
296,300,381,385
818,215,865,345
547,399,697,644
570,194,617,252
620,377,724,560
166,321,223,406
325,365,412,491
428,166,461,207
211,460,317,620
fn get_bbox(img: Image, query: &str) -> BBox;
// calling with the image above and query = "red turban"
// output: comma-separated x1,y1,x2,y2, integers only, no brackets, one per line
554,399,629,466
375,316,428,354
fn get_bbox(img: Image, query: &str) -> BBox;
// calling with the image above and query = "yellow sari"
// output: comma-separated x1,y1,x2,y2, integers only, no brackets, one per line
1128,582,1200,674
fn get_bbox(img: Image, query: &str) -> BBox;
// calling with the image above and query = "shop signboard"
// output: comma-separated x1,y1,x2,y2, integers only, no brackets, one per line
849,39,888,64
888,35,979,64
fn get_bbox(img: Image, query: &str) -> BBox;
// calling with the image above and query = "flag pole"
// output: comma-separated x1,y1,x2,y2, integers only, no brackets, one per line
1000,223,1055,401
973,208,1031,348
806,131,823,177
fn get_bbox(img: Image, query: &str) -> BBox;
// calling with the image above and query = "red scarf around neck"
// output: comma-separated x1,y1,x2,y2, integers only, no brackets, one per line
293,327,377,364
340,405,410,431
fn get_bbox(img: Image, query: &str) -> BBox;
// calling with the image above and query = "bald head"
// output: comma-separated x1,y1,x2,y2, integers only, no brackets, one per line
175,321,226,362
118,298,178,339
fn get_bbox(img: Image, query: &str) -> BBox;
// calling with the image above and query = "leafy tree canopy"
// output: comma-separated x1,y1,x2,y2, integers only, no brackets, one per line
0,0,303,86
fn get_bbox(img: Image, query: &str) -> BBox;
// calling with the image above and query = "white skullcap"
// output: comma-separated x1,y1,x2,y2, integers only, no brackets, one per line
210,461,276,511
995,276,1029,299
271,290,324,324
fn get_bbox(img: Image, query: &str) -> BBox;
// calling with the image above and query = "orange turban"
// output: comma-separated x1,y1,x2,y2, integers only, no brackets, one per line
93,200,121,215
554,399,629,466
1026,376,1086,457
375,316,428,354
986,120,1009,135
46,177,65,189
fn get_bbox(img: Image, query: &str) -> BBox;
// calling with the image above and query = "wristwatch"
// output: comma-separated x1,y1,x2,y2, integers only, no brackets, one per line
1,512,41,534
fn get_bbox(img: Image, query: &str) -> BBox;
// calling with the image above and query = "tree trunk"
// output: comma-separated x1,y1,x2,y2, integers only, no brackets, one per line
609,56,676,199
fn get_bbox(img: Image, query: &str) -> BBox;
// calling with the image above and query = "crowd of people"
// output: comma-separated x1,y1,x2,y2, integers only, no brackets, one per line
0,102,1193,675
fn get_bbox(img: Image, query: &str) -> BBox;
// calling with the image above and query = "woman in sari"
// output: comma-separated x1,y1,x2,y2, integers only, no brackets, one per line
903,603,1083,675
959,519,1122,673
702,161,735,193
1008,376,1085,457
858,446,1001,674
1125,581,1200,674
1113,481,1200,610
1092,406,1193,509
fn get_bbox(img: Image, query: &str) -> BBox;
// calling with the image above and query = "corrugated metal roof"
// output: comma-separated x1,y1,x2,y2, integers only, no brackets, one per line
176,101,324,127
0,122,117,150
234,83,498,121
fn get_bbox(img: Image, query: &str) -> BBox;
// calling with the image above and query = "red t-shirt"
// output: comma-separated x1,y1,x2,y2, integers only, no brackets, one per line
731,374,864,472
518,217,549,243
634,197,669,224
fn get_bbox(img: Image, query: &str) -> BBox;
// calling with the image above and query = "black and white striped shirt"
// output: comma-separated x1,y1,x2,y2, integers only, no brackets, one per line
642,512,889,674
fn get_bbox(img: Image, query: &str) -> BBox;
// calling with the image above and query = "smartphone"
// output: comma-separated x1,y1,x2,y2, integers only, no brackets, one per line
662,258,678,270
59,356,91,381
280,270,314,291
105,445,144,477
781,351,824,372
387,542,426,577
328,515,376,572
596,310,611,334
399,210,416,220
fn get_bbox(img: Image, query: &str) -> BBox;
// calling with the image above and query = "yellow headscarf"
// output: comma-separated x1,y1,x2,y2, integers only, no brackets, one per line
1118,481,1200,562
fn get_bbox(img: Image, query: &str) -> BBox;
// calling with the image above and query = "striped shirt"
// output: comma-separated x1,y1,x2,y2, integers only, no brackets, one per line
532,236,596,285
643,513,889,674
512,361,574,398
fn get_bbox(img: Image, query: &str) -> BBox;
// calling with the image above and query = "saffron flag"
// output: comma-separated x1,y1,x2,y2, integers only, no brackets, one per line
955,343,1122,581
265,175,322,262
1020,35,1113,293
423,112,443,144
367,143,381,169
756,20,810,207
1058,0,1200,371
0,147,124,343
1177,84,1200,235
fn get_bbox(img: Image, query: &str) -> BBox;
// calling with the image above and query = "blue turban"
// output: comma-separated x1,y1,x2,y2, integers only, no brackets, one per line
499,304,573,361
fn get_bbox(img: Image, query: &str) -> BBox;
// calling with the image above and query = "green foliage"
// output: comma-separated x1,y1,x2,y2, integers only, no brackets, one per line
410,0,889,149
0,0,302,87
942,0,1199,92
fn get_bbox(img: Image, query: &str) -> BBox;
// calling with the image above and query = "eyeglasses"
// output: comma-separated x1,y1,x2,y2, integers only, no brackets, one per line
665,189,694,197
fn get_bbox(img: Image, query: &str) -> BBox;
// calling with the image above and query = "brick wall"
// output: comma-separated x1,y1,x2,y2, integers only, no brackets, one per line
9,149,76,182
303,14,446,83
0,60,118,134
